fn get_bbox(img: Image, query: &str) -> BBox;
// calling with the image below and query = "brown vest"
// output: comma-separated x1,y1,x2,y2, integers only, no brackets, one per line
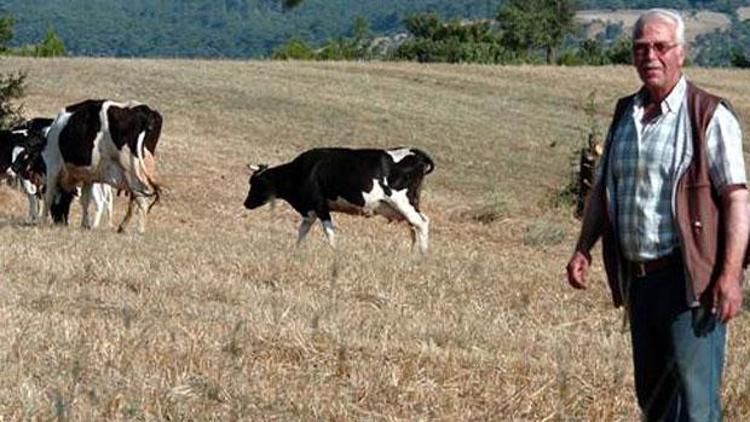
599,81,735,307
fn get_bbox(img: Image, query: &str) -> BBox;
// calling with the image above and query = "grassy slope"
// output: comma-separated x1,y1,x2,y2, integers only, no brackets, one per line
0,57,749,419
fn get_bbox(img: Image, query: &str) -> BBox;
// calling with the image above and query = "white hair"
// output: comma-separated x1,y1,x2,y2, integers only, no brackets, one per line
633,8,686,45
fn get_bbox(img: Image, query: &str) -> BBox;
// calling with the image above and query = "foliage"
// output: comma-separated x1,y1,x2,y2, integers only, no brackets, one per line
2,0,507,58
554,90,604,218
281,0,305,10
577,0,749,14
394,13,515,64
4,0,750,64
271,37,316,60
0,14,12,52
0,71,26,130
558,35,632,65
12,27,66,57
496,0,578,63
272,14,373,61
730,46,750,68
36,27,66,57
607,35,633,65
0,14,26,130
693,19,750,67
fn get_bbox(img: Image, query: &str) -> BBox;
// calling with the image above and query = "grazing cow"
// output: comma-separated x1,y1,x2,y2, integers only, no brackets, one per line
244,147,434,253
7,118,115,228
0,127,48,221
18,100,163,233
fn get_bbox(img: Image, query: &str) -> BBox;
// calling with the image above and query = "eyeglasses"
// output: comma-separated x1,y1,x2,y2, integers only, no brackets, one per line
633,41,679,56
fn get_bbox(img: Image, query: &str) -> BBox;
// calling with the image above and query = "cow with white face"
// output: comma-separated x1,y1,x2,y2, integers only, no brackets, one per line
244,147,434,253
1,125,48,222
25,99,162,233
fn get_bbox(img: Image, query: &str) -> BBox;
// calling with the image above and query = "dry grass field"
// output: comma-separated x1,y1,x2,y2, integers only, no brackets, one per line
0,57,749,420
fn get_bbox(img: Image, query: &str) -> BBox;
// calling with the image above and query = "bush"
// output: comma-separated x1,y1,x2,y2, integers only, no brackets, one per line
36,28,66,57
271,37,316,60
0,71,26,130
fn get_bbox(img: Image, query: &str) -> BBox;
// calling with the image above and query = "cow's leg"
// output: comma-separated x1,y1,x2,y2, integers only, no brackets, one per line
26,194,38,222
80,184,93,228
104,185,114,228
41,159,63,225
117,196,136,233
89,184,112,229
20,179,39,222
42,179,57,224
297,212,317,245
313,209,336,248
386,190,429,254
34,192,44,222
134,194,150,234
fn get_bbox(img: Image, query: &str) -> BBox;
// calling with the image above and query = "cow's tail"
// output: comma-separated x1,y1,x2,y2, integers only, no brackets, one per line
413,148,435,175
136,130,161,214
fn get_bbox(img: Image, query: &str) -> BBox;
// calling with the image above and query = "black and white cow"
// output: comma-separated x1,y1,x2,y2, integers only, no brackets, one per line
244,147,434,253
7,118,115,227
0,126,48,221
20,99,162,233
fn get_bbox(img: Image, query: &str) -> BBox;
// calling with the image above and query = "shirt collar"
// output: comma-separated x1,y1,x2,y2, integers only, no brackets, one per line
634,75,686,115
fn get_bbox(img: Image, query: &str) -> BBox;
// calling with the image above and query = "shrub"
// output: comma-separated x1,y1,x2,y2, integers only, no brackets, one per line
271,37,316,60
0,71,26,129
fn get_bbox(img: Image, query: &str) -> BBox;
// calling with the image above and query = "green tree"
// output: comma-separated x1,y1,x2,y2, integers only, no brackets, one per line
0,72,26,129
281,0,305,10
730,46,750,68
0,14,13,53
607,35,632,64
271,37,315,60
34,27,66,57
496,0,578,64
0,14,26,129
352,14,369,44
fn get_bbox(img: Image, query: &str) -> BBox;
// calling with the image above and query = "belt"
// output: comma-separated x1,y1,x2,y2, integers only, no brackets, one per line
629,251,681,278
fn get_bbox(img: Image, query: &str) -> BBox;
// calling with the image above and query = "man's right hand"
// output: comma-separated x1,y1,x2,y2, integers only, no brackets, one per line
566,251,591,289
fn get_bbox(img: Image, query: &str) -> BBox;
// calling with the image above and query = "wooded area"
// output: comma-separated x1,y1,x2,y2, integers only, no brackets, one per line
1,0,750,65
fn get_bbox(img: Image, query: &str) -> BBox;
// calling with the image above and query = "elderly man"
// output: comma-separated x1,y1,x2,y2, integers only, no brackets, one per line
566,8,748,421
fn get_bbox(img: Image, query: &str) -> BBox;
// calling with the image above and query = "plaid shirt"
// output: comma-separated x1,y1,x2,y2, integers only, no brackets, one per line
602,77,746,262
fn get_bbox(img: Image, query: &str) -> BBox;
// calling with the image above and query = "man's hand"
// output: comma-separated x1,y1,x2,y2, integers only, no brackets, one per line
712,275,743,323
566,251,591,289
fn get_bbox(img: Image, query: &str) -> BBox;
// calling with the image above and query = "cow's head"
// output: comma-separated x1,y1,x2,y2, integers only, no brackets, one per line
9,131,46,180
244,164,274,210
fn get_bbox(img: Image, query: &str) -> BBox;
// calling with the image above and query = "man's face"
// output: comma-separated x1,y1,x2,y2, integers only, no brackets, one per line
633,18,685,94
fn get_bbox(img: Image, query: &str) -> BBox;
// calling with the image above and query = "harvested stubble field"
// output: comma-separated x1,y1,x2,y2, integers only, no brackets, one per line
0,57,749,420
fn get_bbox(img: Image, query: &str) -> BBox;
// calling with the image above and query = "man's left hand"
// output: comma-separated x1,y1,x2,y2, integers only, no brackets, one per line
712,276,743,323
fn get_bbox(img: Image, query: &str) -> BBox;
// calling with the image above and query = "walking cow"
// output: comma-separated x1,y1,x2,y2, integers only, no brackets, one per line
244,147,434,253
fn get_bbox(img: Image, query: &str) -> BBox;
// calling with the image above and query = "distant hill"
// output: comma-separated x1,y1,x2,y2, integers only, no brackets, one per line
2,0,750,59
0,0,503,58
576,9,732,43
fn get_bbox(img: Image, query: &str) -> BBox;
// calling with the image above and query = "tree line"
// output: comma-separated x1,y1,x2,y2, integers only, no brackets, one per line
0,14,68,130
275,0,750,67
3,0,749,62
274,1,634,66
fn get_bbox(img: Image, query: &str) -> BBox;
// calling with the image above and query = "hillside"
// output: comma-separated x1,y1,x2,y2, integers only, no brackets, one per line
0,58,749,419
3,0,750,58
577,9,732,42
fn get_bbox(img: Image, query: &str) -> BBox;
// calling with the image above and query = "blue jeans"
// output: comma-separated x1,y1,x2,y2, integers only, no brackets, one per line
628,264,726,421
